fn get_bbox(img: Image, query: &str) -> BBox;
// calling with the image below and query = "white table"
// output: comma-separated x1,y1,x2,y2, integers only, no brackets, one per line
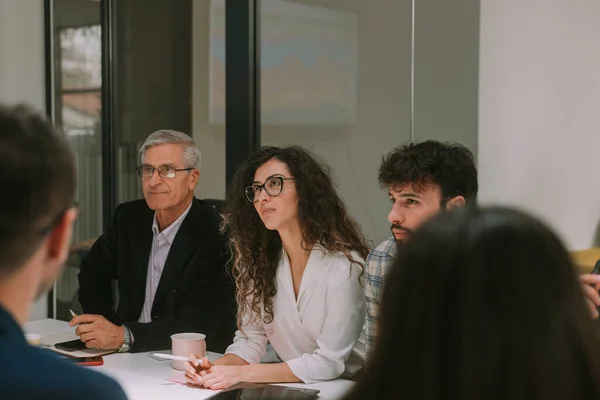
25,319,354,400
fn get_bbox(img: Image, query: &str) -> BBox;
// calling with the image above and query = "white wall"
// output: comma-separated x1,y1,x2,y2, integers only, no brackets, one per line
0,0,48,319
478,0,600,250
413,0,479,153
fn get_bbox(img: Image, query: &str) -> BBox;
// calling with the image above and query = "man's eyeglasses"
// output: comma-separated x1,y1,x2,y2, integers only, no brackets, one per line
245,176,295,203
136,164,194,179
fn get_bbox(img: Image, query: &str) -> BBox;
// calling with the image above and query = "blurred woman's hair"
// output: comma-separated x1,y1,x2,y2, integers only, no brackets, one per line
347,206,600,400
223,145,369,328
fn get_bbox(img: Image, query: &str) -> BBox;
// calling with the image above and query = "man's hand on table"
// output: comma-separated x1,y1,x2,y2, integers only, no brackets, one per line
69,314,124,350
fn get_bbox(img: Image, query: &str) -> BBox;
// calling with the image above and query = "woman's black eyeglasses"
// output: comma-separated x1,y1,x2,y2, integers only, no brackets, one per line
245,176,295,203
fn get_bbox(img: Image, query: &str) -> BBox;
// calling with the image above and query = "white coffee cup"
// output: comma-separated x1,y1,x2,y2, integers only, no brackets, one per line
170,333,206,370
25,333,41,346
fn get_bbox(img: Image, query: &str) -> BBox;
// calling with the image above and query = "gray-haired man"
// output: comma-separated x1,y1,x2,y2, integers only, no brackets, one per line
76,130,236,353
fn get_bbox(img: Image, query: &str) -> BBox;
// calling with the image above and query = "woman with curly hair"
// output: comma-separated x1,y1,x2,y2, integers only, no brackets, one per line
185,146,369,389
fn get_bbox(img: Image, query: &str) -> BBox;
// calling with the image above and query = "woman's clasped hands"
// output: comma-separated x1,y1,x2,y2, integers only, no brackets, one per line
184,353,247,390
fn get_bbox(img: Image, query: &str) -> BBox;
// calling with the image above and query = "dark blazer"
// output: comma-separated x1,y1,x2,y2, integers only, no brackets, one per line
78,198,236,353
0,306,127,399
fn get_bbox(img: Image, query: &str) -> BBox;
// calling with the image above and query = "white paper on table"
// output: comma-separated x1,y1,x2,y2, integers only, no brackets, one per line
104,369,222,400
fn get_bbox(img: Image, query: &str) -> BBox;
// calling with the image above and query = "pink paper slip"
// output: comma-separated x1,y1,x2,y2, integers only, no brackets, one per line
167,372,188,385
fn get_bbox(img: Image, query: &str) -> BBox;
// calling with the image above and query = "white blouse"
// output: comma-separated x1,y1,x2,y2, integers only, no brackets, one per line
225,247,366,384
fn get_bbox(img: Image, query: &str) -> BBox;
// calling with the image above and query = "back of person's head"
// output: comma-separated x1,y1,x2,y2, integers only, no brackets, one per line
348,206,600,400
379,140,478,205
0,104,76,294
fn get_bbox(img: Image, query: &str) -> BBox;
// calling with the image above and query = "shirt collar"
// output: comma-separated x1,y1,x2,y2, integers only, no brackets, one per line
151,201,193,245
277,246,326,301
386,237,399,257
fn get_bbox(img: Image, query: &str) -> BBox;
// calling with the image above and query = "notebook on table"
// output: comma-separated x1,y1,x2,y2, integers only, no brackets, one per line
41,332,116,357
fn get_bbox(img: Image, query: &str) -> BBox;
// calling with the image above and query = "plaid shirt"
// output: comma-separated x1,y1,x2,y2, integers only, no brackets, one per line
364,237,398,357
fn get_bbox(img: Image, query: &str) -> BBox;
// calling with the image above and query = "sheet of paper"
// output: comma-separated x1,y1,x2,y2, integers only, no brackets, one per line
167,372,188,385
101,368,222,400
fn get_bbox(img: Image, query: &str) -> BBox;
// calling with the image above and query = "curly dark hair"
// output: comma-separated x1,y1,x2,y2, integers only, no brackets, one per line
223,146,370,328
379,141,478,205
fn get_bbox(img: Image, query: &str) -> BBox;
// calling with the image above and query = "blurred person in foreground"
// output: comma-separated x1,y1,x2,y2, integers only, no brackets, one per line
347,206,600,400
0,103,127,399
